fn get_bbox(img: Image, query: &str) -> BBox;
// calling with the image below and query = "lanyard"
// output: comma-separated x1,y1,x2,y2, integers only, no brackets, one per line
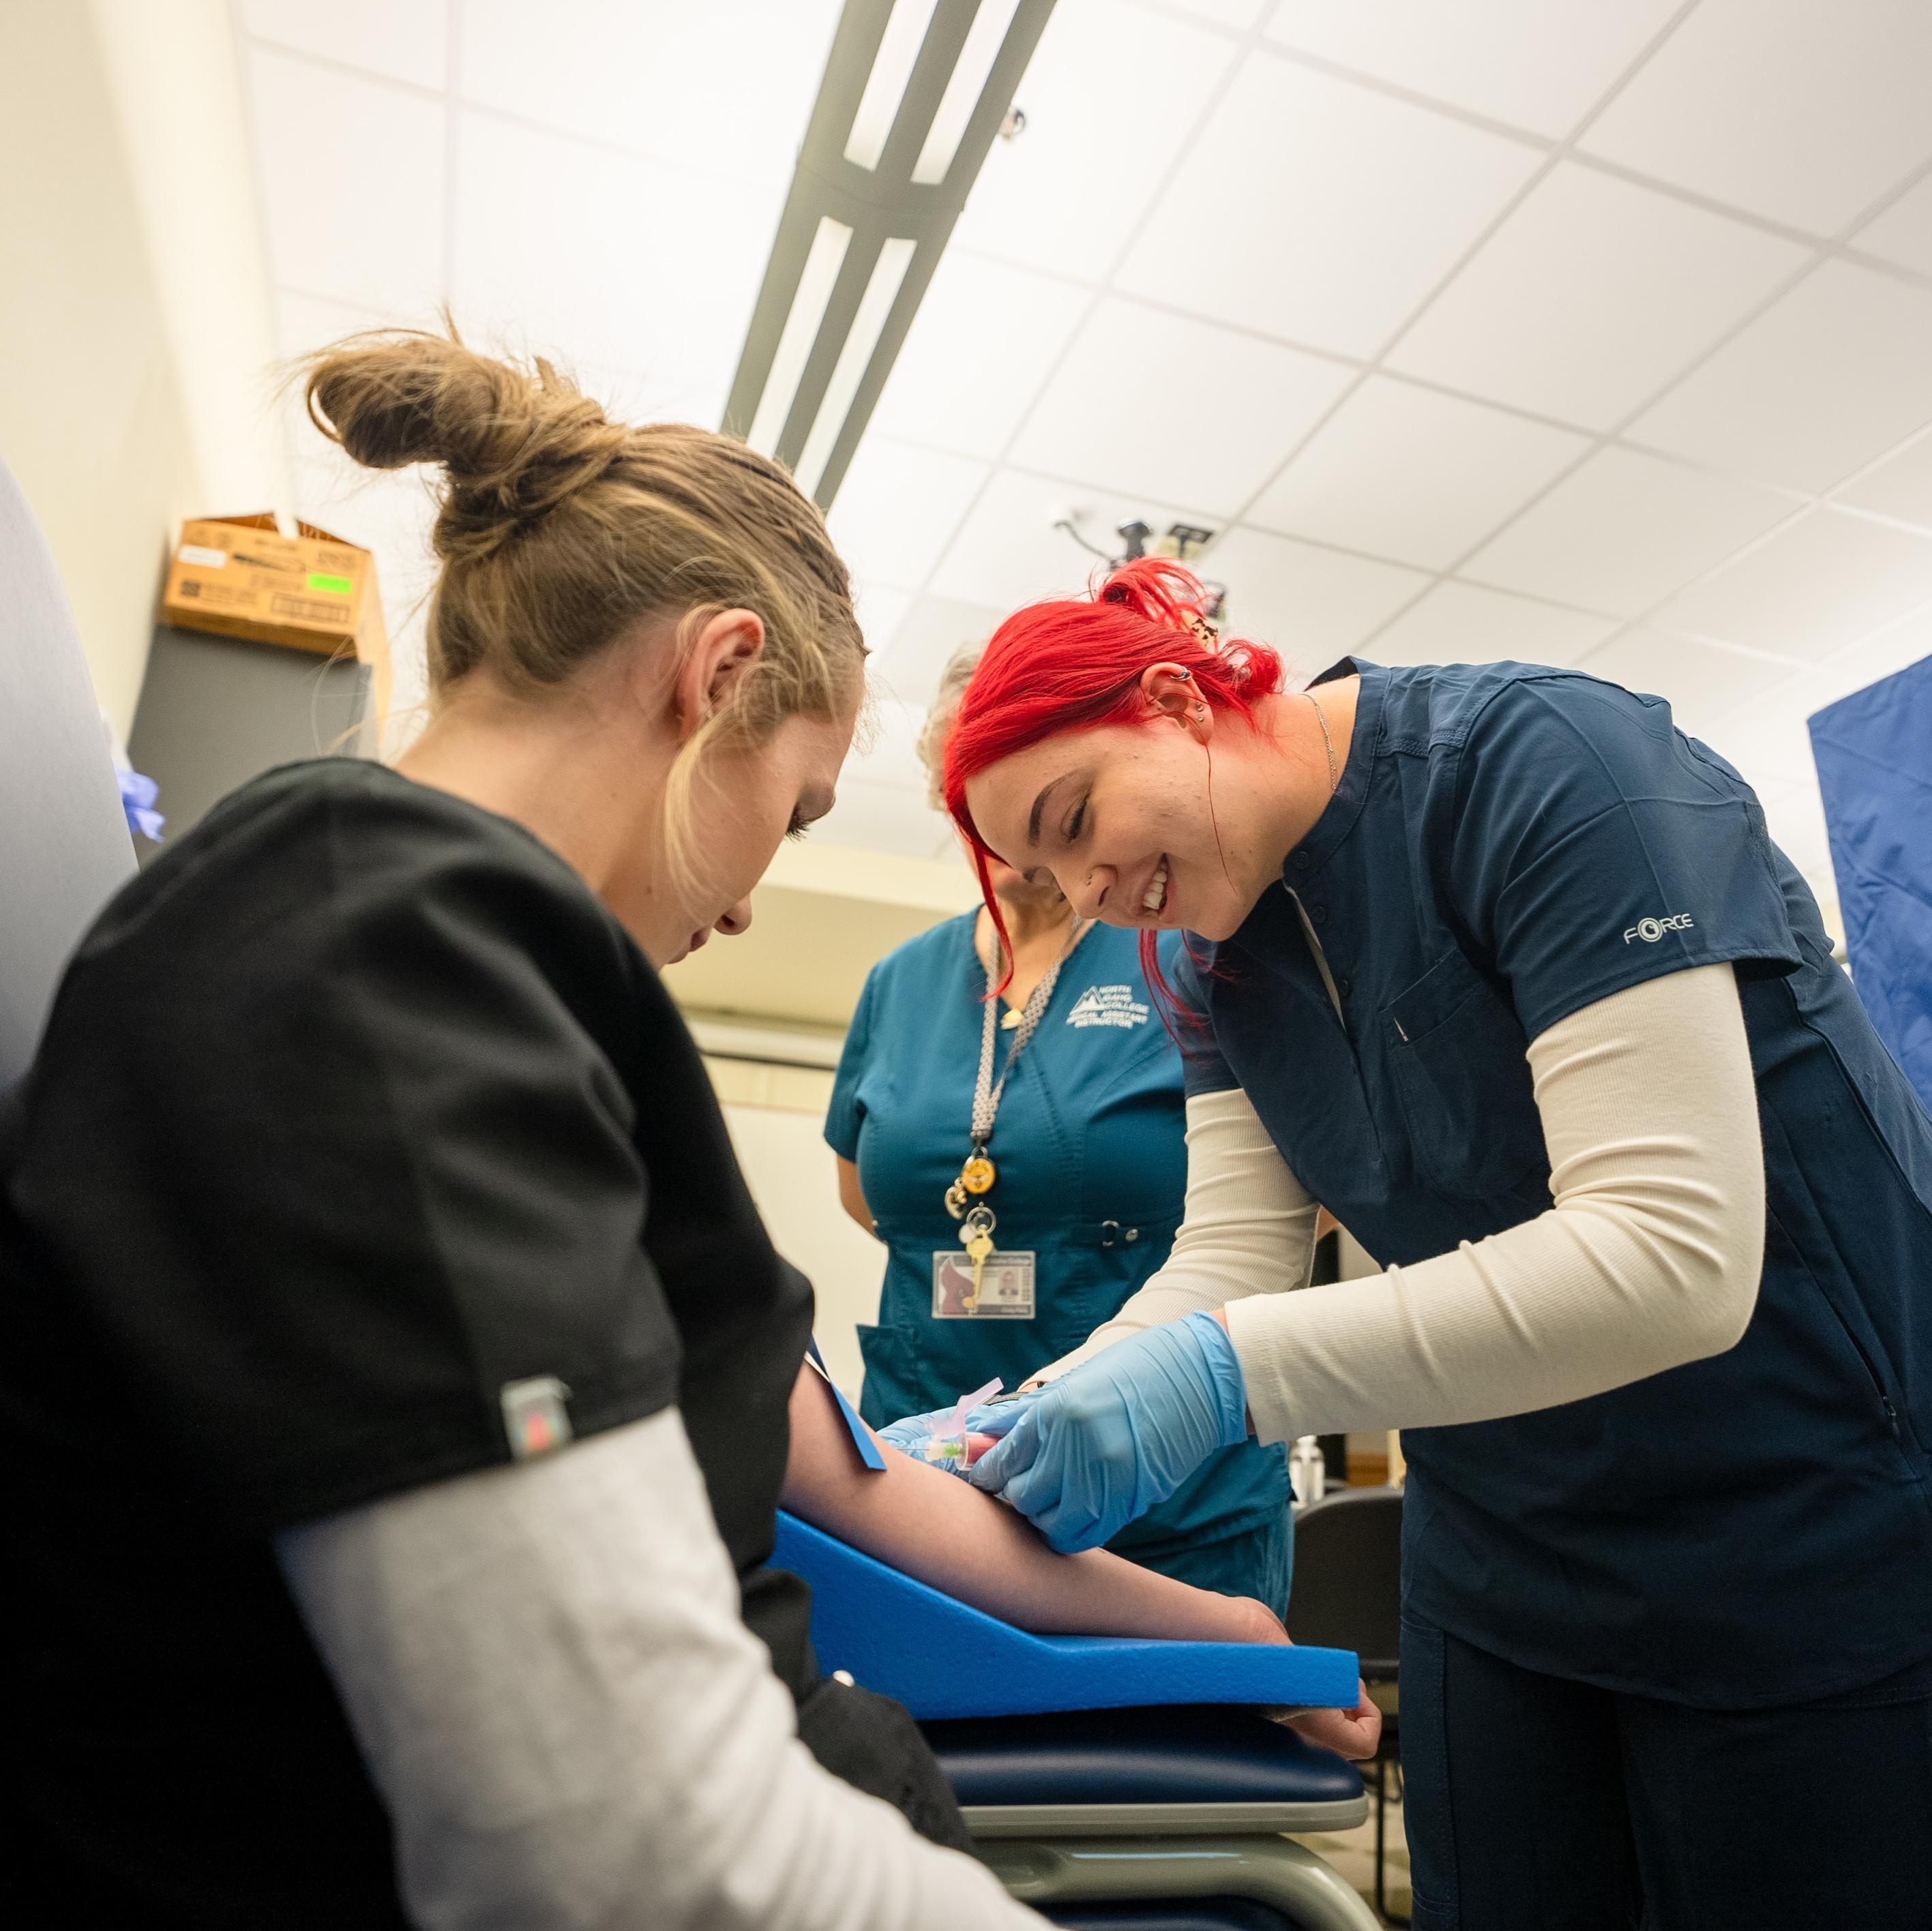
945,915,1092,1223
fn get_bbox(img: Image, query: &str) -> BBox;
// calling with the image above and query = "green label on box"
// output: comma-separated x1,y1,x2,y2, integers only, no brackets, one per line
306,571,353,596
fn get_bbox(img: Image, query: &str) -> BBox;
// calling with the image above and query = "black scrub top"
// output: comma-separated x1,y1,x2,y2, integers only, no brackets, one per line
1180,659,1932,1709
0,761,948,1927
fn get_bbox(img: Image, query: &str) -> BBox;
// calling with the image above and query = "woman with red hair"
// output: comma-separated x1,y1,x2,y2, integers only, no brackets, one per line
924,556,1932,1931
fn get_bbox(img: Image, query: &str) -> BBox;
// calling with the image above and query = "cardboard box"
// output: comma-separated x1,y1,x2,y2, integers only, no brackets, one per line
161,512,387,665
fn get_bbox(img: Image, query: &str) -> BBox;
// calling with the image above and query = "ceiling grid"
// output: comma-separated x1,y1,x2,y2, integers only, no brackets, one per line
233,0,1932,914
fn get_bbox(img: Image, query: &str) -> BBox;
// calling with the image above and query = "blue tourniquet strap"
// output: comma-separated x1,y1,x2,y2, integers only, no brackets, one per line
807,1337,887,1471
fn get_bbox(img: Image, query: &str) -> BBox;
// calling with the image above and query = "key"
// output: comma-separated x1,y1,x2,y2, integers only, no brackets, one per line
966,1230,994,1312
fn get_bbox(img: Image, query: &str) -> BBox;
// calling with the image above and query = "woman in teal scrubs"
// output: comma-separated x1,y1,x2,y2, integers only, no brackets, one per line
827,646,1292,1609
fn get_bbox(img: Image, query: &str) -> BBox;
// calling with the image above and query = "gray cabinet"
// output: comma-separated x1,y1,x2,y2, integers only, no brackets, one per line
127,624,372,859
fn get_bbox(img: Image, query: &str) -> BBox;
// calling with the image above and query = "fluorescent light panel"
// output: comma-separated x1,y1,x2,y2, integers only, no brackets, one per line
912,0,1024,184
794,237,918,496
746,215,853,456
844,0,941,171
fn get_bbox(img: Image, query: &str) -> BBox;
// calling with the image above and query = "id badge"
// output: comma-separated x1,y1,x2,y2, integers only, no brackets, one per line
931,1248,1037,1319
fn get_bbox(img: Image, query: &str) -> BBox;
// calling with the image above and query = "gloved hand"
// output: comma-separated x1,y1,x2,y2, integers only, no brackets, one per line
965,1313,1249,1551
876,1388,1036,1471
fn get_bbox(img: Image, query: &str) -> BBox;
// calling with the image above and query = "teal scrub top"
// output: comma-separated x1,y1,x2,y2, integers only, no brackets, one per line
827,916,1290,1596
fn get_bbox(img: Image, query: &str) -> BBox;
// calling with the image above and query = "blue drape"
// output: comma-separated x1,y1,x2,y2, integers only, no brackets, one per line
1809,652,1932,1113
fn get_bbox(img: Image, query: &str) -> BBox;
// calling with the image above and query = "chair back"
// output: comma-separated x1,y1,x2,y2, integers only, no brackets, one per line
0,459,136,1089
1285,1488,1403,1679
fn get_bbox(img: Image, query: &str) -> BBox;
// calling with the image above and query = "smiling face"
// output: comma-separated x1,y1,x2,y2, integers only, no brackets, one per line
962,704,1285,942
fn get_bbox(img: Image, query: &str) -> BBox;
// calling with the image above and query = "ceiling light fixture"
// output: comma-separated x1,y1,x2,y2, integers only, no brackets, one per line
726,0,1059,509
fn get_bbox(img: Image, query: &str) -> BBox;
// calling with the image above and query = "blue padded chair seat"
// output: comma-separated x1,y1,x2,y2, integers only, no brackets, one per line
773,1514,1359,1721
922,1705,1365,1809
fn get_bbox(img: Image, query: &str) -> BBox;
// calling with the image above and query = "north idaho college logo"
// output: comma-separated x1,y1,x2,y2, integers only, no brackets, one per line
1624,912,1696,944
1067,985,1151,1029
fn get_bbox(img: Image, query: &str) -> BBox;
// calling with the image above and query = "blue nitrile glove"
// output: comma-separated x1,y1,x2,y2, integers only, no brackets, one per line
876,1404,955,1460
965,1313,1249,1551
877,1390,1041,1472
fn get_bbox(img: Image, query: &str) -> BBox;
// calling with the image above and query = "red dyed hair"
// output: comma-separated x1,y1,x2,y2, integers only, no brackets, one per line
942,557,1282,1007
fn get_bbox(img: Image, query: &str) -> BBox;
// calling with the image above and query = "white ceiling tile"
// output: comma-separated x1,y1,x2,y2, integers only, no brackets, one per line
1209,527,1430,674
1804,603,1932,710
449,114,775,428
1116,57,1541,358
1579,0,1932,235
242,0,449,89
953,0,1237,281
1009,299,1353,516
458,0,839,189
850,583,915,659
1697,676,1826,783
1155,0,1269,28
1659,507,1932,661
272,287,401,361
930,469,1202,610
1835,428,1932,530
1367,580,1616,669
1853,170,1932,276
1761,777,1833,876
1626,261,1932,492
1249,377,1590,568
813,775,949,859
870,253,1090,462
1463,446,1794,616
827,438,990,593
1263,0,1682,138
247,48,446,312
1574,627,1800,738
1387,164,1809,430
846,693,930,794
872,595,1008,710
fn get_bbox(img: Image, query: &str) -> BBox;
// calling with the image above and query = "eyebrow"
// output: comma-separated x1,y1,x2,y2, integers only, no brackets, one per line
1028,773,1073,846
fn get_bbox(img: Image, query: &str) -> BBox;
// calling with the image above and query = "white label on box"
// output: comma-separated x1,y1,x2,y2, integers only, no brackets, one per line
177,543,228,568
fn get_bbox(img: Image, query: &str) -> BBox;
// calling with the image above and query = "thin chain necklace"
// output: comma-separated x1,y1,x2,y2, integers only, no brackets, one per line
1303,688,1338,794
946,913,1092,1218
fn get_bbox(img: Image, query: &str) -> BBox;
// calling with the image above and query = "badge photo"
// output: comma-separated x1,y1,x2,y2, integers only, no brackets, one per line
931,1248,1037,1319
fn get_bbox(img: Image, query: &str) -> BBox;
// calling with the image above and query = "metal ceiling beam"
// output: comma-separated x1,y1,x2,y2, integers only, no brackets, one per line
724,0,1058,509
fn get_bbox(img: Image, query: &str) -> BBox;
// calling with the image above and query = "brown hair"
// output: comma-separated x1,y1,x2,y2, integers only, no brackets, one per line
301,325,865,878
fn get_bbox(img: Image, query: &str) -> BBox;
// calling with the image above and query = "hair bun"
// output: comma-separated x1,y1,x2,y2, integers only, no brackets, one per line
304,327,628,559
1095,556,1217,635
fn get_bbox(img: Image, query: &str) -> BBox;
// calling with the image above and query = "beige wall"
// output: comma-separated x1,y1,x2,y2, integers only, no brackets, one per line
704,1057,885,1399
0,3,196,734
0,1,280,739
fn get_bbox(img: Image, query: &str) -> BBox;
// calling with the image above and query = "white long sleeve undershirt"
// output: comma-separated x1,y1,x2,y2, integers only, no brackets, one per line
1034,963,1765,1443
277,1407,1043,1931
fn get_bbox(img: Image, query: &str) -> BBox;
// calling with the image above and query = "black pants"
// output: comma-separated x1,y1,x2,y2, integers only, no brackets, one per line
1400,1613,1932,1930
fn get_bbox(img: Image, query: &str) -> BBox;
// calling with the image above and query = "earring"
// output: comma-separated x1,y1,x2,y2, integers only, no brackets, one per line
1193,705,1208,720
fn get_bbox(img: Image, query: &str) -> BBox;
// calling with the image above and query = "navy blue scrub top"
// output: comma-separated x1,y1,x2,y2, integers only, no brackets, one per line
828,917,1290,1582
1180,659,1932,1709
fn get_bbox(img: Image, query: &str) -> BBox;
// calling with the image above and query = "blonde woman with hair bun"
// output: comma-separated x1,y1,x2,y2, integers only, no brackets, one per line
0,331,1348,1931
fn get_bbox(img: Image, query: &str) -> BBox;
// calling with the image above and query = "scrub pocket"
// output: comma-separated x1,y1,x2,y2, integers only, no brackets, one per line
853,1322,921,1430
1383,948,1546,1198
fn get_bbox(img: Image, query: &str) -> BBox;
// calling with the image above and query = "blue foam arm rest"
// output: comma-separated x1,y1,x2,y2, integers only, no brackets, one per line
773,1512,1360,1722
